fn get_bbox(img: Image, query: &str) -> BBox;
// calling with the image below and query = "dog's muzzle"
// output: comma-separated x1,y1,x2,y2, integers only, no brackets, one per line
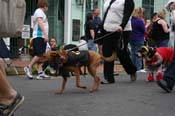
136,52,144,58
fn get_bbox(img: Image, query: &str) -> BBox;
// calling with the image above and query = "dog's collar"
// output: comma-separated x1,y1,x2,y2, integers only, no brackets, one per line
71,51,80,55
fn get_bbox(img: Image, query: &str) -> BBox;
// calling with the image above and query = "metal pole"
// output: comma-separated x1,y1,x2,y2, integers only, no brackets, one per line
24,39,27,54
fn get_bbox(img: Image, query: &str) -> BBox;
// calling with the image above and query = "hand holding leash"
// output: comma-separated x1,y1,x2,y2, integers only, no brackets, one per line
116,26,123,32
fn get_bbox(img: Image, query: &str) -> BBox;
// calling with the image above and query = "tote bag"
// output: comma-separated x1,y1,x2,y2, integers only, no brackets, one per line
0,0,26,37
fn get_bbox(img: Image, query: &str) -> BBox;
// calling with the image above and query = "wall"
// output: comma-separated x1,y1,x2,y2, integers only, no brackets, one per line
71,0,84,43
134,0,142,7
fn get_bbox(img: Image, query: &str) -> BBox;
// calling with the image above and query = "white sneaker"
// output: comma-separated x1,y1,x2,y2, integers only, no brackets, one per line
37,72,50,80
50,68,56,74
137,69,147,73
24,66,33,79
36,75,44,80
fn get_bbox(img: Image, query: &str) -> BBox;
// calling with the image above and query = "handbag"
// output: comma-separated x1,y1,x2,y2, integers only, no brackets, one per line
0,0,26,37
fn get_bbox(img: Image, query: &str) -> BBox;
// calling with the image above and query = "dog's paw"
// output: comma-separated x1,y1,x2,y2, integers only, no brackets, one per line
89,89,98,93
77,85,87,89
55,90,63,94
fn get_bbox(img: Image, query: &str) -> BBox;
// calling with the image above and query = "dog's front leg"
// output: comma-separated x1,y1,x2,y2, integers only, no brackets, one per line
88,66,100,92
74,69,87,89
55,77,67,94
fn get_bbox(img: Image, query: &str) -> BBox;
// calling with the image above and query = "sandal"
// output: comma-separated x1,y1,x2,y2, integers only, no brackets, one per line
0,93,24,116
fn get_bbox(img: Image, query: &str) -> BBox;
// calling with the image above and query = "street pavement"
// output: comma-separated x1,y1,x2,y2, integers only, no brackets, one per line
8,72,175,116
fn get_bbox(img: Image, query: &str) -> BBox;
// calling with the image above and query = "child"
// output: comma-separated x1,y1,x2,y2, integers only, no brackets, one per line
43,37,59,75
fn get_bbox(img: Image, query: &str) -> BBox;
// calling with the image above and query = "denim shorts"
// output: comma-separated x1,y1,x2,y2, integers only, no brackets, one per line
87,39,97,52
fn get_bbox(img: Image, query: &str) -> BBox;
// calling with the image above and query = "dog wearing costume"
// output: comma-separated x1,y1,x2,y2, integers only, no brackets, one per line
43,50,101,94
137,46,174,82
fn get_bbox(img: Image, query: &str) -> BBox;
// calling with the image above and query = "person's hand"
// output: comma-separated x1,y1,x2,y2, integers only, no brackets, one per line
151,63,161,68
44,35,49,42
51,43,56,48
116,26,123,32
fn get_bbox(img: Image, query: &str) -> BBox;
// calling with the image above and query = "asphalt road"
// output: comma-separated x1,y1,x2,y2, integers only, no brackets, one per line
8,72,175,116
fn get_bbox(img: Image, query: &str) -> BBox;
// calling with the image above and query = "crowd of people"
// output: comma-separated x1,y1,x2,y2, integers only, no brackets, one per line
1,0,175,115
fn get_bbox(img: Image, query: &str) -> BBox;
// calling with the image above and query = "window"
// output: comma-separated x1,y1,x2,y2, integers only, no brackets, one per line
142,0,154,20
24,0,38,24
58,0,64,21
72,19,80,41
76,0,84,5
86,0,99,13
93,0,98,8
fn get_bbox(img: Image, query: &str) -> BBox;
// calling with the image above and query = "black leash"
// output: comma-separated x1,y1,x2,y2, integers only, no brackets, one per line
67,32,116,52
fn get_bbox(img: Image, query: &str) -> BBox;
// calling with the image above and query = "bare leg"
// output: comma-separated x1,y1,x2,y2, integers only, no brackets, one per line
28,56,40,68
0,60,17,105
37,63,43,73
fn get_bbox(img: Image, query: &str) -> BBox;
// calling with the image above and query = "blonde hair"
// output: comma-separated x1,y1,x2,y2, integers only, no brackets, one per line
132,7,145,18
158,9,166,19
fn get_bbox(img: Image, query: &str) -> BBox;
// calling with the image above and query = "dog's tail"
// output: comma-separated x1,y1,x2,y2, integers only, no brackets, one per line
101,52,117,62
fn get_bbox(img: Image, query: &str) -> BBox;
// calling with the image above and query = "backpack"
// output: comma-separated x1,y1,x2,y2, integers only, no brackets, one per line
0,0,26,37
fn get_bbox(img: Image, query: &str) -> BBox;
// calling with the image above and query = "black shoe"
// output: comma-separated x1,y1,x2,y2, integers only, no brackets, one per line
130,73,137,82
157,80,173,93
100,80,115,84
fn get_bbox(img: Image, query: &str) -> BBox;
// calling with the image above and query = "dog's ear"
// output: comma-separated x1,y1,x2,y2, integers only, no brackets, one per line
50,51,60,57
60,50,67,55
43,51,61,62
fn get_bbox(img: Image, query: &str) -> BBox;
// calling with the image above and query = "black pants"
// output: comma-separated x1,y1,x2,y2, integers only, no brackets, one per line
102,31,137,81
163,41,175,88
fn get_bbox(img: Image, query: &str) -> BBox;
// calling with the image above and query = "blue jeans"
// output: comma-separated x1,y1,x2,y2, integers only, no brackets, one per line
155,39,169,47
129,40,144,70
163,40,175,88
88,39,97,51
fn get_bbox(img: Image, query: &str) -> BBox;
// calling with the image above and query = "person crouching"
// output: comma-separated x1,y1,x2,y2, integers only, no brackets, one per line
137,46,174,82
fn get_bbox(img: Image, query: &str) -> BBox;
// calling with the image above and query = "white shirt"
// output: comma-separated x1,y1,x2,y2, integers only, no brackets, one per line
103,0,132,32
45,42,51,52
32,8,49,39
170,10,175,30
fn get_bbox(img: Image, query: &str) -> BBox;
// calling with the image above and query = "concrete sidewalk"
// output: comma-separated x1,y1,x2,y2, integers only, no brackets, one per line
6,59,125,75
6,59,30,75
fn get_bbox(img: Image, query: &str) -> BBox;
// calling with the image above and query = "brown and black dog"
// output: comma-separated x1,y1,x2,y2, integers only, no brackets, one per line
43,50,101,94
